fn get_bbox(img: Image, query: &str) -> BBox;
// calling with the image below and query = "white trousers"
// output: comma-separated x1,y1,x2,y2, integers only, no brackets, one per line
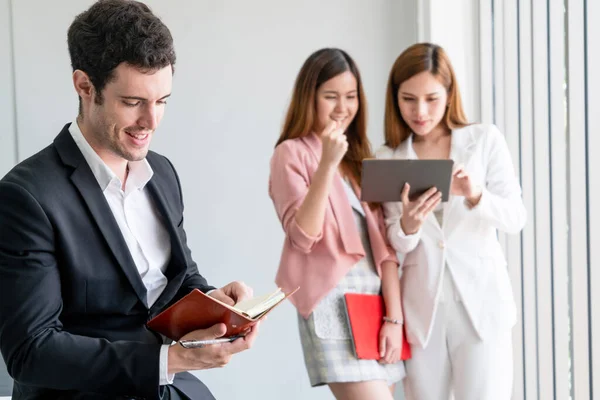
403,271,513,400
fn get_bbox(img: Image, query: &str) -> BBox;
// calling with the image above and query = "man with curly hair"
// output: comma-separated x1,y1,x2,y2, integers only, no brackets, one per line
0,1,258,399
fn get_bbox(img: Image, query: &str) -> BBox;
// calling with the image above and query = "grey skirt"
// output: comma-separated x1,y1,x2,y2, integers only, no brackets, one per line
297,210,405,387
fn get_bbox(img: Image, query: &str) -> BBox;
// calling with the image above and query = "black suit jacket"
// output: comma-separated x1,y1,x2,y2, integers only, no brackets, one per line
0,124,216,399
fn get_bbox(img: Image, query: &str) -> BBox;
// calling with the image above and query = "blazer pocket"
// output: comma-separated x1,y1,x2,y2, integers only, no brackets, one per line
86,278,139,314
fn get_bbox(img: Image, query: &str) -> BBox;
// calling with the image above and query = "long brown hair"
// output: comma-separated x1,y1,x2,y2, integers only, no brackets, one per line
276,48,370,187
384,43,469,149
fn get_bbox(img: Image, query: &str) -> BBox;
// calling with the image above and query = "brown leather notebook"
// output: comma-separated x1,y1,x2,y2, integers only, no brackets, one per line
147,287,299,340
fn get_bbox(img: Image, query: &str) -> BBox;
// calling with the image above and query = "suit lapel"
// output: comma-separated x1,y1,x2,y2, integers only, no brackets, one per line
53,128,149,307
330,176,363,255
145,173,187,313
444,126,477,236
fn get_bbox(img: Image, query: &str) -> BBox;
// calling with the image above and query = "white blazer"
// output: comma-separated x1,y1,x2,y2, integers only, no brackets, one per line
376,123,526,349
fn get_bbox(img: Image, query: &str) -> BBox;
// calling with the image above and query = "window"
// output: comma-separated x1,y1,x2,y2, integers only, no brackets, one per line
480,1,598,399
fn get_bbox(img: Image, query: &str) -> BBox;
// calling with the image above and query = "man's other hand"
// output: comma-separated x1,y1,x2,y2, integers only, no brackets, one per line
209,281,253,305
167,322,260,374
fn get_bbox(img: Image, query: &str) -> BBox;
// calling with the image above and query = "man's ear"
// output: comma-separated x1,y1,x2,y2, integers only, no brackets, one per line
73,70,95,101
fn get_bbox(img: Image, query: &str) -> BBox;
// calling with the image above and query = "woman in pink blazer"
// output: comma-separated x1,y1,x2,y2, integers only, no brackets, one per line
269,48,405,399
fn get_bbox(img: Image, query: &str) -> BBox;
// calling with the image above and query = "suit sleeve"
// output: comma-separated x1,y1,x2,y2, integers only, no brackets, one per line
467,125,527,234
0,181,164,400
269,143,323,254
165,158,216,300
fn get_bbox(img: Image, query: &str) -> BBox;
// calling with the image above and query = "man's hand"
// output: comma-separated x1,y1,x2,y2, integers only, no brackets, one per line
167,322,260,374
209,281,253,306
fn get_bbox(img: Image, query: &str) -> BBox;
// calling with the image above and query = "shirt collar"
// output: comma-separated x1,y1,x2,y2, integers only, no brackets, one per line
68,120,153,192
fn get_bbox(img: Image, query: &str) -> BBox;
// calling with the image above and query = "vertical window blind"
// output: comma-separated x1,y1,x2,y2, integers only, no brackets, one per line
479,1,598,399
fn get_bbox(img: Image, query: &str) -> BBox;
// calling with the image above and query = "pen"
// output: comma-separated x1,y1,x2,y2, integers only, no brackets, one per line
179,335,243,349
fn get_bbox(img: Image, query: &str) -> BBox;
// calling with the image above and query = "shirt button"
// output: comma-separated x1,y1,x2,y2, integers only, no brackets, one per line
438,240,445,249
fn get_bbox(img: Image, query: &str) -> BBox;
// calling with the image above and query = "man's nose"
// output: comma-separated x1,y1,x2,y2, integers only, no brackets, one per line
139,104,159,130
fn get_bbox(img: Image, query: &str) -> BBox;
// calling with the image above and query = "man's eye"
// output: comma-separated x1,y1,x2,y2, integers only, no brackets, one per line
123,101,140,107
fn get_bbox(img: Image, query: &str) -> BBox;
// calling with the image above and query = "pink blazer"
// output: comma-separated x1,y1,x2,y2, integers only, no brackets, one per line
269,133,398,318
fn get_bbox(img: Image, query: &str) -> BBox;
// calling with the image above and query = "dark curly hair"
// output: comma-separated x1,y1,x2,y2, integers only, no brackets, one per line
67,0,176,111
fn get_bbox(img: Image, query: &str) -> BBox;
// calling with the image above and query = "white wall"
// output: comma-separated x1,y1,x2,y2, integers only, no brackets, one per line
0,0,16,178
0,0,15,393
2,1,417,398
418,0,480,123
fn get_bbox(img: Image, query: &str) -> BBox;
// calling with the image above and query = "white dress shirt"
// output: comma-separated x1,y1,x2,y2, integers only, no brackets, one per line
69,121,175,385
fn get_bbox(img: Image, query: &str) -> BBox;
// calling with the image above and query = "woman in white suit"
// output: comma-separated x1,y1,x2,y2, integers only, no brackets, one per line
377,43,526,400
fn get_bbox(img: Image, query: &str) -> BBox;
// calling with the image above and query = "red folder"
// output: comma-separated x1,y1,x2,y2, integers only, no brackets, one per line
343,293,411,360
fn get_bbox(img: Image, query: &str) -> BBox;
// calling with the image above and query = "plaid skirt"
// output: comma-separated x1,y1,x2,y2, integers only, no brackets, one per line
297,210,405,387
